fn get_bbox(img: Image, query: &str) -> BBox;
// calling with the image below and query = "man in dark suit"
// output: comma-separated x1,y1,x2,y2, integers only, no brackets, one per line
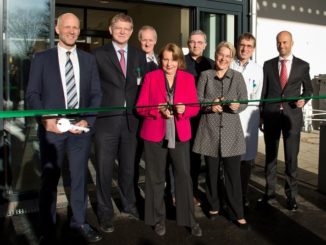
92,13,147,233
26,13,102,243
185,30,215,207
138,25,159,71
259,31,313,211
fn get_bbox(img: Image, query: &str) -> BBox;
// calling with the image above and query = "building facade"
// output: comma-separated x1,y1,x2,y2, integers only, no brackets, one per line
0,0,250,200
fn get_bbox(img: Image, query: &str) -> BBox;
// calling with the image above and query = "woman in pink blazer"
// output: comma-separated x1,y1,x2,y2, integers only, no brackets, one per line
136,43,201,237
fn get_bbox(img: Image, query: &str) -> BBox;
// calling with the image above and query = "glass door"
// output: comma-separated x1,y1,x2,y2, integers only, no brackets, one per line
1,0,53,197
196,8,241,59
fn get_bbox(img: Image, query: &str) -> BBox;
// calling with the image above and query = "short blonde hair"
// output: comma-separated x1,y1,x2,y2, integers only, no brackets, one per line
215,41,236,59
158,43,186,70
109,13,133,29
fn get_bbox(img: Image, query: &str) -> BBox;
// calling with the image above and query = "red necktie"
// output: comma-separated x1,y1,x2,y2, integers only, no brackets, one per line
280,59,288,89
118,49,126,77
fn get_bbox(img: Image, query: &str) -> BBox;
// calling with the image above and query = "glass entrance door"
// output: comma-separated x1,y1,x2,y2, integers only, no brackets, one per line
1,0,53,197
197,9,241,59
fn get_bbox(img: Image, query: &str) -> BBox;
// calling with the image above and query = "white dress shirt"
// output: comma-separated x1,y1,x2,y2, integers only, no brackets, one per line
58,44,80,109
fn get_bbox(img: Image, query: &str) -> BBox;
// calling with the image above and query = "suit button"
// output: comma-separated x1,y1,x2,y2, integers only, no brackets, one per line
220,125,224,128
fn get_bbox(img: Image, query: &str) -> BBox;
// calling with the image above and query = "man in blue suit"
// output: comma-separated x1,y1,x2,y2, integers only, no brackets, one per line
26,13,102,243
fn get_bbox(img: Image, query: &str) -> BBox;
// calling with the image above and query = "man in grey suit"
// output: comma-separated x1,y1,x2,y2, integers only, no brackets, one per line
92,13,147,232
26,13,102,243
258,31,313,211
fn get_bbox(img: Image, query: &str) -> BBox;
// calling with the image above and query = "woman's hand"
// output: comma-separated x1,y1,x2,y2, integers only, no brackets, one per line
158,103,173,118
229,101,240,111
175,103,185,114
211,98,223,113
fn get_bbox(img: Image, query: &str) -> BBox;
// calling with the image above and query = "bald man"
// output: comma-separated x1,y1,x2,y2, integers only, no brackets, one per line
26,13,102,243
258,31,312,211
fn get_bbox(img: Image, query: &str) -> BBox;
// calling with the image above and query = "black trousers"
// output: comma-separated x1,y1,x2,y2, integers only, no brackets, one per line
144,140,196,227
38,128,91,237
264,111,300,199
95,116,137,223
205,155,244,220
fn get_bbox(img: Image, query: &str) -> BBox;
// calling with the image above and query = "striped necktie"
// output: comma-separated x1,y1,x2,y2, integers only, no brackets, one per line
65,51,78,109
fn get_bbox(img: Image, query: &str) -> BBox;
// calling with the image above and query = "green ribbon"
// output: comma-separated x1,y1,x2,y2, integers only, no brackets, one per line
1,95,325,119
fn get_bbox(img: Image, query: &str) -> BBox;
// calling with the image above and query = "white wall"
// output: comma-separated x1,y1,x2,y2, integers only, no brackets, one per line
256,17,326,78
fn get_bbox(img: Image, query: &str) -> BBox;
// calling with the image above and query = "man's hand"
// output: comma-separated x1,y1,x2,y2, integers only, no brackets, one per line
42,118,62,134
259,117,264,132
69,120,88,134
295,99,305,108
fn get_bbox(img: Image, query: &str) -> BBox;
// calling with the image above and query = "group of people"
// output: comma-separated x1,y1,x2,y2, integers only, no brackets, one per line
26,12,312,244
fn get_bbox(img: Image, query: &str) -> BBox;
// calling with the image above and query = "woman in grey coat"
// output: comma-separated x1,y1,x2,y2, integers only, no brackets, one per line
193,41,248,228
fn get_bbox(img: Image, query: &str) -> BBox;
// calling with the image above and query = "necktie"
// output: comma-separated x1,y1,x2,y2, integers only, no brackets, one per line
280,59,288,89
118,49,126,77
65,51,78,109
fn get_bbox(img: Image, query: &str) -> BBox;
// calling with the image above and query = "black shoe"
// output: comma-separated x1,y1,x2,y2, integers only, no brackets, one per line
191,223,202,237
257,194,277,205
154,221,166,236
287,198,298,211
75,224,102,243
100,221,114,233
232,220,250,230
209,211,219,221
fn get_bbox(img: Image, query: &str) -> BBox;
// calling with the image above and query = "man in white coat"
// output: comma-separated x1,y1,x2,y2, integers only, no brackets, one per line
230,33,263,208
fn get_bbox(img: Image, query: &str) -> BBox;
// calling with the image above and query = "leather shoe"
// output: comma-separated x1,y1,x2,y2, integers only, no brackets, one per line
287,198,298,211
257,194,277,205
154,221,166,236
232,220,250,230
209,210,219,221
75,224,102,243
100,221,114,233
191,223,202,237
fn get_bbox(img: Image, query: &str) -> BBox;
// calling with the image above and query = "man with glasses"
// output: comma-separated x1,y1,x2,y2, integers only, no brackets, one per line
230,33,263,208
185,30,215,207
92,13,147,233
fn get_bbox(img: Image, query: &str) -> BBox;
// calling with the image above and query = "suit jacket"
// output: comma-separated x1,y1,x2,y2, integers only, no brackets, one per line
26,47,102,127
136,69,199,142
261,56,313,129
92,42,147,133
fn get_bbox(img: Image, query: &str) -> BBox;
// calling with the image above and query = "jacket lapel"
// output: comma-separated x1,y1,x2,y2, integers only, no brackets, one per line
272,58,282,90
51,48,65,98
286,56,296,85
157,69,167,99
107,42,125,77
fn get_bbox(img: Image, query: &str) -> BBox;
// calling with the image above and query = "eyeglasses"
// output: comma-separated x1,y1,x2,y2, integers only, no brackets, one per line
239,44,254,49
189,41,205,45
112,26,132,32
216,53,232,60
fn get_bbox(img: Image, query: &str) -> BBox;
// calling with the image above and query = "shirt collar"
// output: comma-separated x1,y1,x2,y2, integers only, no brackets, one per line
234,58,250,68
57,44,77,55
112,41,128,53
279,54,293,62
